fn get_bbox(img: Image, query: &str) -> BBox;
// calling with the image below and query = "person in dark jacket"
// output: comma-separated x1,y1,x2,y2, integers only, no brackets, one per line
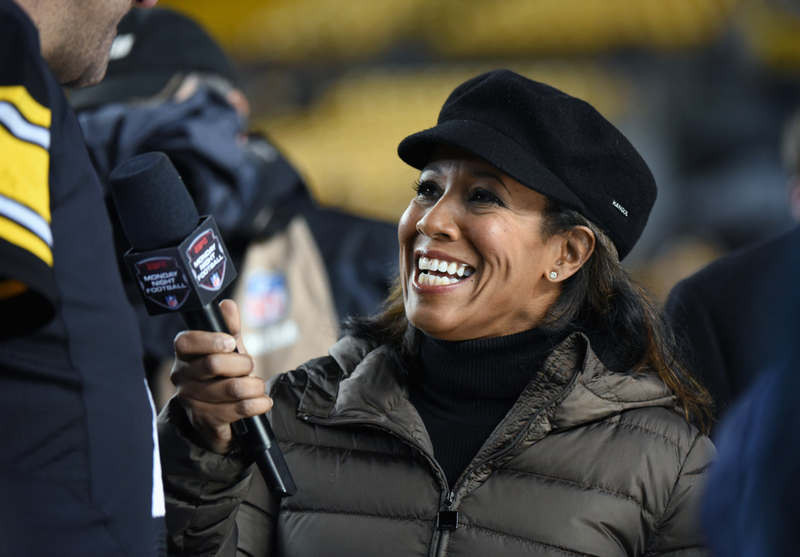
667,109,800,556
665,108,800,423
159,69,715,557
1,0,168,555
700,358,800,557
665,226,800,421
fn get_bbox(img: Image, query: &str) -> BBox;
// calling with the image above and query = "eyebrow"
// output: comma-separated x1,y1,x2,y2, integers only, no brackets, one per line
471,169,510,193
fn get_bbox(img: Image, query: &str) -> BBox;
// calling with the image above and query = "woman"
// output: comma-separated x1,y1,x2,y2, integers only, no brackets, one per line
160,69,714,557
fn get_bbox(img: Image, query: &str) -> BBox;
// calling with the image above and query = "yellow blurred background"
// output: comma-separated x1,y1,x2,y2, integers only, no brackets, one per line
155,0,800,297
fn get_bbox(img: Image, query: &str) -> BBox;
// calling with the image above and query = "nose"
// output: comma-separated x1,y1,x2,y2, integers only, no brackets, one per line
416,195,461,241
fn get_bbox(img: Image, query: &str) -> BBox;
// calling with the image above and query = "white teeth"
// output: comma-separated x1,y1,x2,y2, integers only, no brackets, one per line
417,257,475,284
418,273,462,286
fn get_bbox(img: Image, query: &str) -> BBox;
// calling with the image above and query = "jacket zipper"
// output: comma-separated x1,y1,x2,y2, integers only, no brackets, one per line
436,491,458,530
429,491,457,557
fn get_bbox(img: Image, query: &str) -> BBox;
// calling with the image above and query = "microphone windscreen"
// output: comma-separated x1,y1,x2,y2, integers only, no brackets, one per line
109,152,200,251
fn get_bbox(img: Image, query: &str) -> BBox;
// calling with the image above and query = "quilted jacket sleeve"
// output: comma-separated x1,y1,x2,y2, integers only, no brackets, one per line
644,431,716,556
158,397,279,556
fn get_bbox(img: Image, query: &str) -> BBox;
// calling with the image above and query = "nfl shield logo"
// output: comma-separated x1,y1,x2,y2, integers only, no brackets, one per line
211,272,221,288
166,295,178,308
244,271,289,328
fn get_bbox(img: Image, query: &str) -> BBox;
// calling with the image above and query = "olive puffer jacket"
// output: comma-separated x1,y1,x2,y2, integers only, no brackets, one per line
159,333,715,557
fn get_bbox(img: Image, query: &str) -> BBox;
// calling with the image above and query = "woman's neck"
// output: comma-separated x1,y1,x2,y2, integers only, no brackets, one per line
408,327,563,487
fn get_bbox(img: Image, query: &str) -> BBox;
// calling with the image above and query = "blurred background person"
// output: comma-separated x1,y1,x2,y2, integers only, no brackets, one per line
159,70,715,557
694,110,800,545
664,104,800,555
700,357,800,557
665,107,800,424
69,8,399,408
0,0,167,555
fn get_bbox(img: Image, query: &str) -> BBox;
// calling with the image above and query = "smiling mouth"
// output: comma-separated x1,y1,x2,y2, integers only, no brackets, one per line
417,256,474,285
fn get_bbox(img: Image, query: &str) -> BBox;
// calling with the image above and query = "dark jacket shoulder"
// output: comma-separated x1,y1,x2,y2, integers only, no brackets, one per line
666,225,800,418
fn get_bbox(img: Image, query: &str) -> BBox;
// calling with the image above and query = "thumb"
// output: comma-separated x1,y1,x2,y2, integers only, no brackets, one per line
218,299,248,355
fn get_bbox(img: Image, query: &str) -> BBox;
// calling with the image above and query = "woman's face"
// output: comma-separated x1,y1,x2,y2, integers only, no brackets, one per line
399,147,564,341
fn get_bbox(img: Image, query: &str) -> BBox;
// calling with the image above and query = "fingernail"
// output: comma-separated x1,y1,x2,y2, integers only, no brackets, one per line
222,336,236,351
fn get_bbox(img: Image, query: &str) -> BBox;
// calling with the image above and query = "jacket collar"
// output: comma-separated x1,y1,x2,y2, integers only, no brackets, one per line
548,337,676,430
296,332,676,451
295,337,434,452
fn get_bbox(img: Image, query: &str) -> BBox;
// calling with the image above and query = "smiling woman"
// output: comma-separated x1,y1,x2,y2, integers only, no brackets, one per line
398,148,580,341
159,69,715,557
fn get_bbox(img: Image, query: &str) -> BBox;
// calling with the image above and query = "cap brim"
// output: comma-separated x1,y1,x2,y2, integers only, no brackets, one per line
398,119,588,214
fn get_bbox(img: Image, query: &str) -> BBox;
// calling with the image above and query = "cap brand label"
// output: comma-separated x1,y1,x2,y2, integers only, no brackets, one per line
187,229,227,291
612,200,629,217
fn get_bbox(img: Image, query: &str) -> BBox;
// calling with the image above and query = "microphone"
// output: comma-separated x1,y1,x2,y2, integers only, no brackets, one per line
109,151,297,497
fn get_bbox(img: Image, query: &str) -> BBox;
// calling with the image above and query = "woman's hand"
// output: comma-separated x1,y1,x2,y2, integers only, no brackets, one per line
170,299,272,454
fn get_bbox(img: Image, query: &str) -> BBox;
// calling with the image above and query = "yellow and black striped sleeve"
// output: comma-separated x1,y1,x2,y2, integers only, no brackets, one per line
0,22,58,336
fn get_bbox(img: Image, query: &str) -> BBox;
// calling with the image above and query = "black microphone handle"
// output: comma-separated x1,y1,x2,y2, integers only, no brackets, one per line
181,302,297,497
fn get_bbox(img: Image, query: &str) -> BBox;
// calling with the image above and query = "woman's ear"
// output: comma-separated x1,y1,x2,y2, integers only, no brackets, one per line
549,226,595,281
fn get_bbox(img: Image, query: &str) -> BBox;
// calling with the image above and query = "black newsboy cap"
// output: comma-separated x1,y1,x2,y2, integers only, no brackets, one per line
397,69,657,260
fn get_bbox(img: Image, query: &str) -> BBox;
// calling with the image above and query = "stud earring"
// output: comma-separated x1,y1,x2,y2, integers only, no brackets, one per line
549,271,558,280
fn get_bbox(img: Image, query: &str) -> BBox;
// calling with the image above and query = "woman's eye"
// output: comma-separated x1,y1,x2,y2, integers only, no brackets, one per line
413,180,439,198
470,188,501,205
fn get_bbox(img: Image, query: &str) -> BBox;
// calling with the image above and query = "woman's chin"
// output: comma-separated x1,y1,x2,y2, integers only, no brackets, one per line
409,314,479,342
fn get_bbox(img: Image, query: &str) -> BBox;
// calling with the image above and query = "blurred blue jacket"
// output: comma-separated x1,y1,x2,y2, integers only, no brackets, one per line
702,359,800,557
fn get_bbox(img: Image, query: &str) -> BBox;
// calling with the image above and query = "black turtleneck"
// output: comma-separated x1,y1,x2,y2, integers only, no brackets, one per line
408,328,561,488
